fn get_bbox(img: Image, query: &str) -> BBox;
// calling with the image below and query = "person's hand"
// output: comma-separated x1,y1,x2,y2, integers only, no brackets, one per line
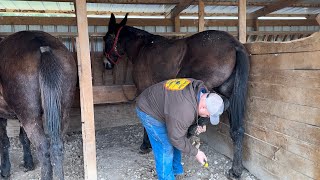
195,150,207,165
195,125,206,135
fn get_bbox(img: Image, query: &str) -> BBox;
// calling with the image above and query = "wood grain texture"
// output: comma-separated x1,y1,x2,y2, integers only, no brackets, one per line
245,32,320,54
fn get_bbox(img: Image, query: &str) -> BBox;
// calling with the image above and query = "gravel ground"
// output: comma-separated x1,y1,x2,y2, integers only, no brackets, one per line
7,125,258,180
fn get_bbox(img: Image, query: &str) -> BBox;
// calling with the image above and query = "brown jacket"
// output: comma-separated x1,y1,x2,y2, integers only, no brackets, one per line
136,78,208,156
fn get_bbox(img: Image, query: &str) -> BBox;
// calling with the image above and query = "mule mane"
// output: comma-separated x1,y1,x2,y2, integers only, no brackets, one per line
125,26,168,43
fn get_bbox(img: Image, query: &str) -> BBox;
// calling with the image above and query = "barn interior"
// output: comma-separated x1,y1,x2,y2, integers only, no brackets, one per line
0,0,319,179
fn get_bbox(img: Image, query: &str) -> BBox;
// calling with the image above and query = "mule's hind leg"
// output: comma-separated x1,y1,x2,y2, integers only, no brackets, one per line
216,71,244,179
22,120,52,180
139,128,152,154
228,126,244,179
19,127,34,171
50,137,64,180
0,118,10,178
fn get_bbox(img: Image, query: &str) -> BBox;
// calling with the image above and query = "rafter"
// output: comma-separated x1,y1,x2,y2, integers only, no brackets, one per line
0,8,312,19
166,0,195,18
28,0,320,8
247,0,305,19
0,9,317,19
38,0,179,4
0,16,317,27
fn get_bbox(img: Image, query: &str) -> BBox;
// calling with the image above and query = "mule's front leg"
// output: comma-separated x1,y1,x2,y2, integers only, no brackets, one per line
139,128,152,154
0,119,11,178
23,122,52,180
228,127,244,179
19,127,34,171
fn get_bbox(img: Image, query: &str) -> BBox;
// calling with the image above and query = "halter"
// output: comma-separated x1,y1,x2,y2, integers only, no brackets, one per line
104,26,123,65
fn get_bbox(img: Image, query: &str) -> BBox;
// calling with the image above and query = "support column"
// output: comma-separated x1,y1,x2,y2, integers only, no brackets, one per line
238,0,247,43
198,0,205,32
174,15,180,32
74,1,97,180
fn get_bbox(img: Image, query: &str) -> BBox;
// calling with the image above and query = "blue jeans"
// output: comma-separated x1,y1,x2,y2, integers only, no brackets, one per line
136,108,183,180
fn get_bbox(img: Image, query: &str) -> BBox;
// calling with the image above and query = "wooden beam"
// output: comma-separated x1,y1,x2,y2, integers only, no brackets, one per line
93,85,137,104
203,1,320,8
198,0,205,32
40,0,179,3
166,0,195,18
0,16,318,27
316,14,320,25
0,9,312,18
247,0,304,19
174,16,180,32
74,0,97,180
33,0,320,7
238,0,246,43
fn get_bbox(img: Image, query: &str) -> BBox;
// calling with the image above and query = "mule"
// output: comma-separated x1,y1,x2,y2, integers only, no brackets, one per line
103,13,249,179
0,31,77,180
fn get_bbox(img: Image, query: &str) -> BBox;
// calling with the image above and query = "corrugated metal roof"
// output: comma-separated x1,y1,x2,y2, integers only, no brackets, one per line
0,1,319,18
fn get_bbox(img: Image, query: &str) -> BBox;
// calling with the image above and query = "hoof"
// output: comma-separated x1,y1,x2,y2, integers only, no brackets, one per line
139,144,152,154
1,171,10,179
227,169,241,180
23,162,34,172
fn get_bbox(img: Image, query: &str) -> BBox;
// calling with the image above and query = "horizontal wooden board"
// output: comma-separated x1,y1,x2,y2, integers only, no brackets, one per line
0,16,318,27
246,106,320,146
245,32,320,54
244,121,320,164
248,82,320,109
73,85,137,106
249,50,320,70
93,85,137,104
218,123,319,179
247,97,320,127
251,68,320,79
249,69,320,89
201,125,313,180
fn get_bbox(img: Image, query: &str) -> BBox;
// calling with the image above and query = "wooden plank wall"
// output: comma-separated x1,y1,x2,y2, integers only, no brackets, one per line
201,32,320,180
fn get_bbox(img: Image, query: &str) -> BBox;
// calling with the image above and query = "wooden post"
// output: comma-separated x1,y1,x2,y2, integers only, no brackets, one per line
316,14,320,25
74,1,97,180
198,0,205,32
253,19,259,31
174,15,180,32
238,0,247,43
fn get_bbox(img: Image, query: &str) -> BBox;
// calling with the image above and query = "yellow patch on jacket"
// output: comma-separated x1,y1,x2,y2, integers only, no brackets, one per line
164,78,191,91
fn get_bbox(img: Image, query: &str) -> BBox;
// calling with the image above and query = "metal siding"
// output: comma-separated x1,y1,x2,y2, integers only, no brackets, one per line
28,25,41,31
144,26,156,32
56,25,68,32
155,26,166,33
166,26,173,32
0,25,12,32
187,26,198,32
14,25,27,32
42,25,56,32
180,27,187,32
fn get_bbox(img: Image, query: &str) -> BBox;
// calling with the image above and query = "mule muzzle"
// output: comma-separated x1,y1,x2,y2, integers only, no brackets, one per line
103,56,114,70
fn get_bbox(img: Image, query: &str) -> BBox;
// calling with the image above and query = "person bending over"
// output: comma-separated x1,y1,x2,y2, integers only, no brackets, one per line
136,78,225,180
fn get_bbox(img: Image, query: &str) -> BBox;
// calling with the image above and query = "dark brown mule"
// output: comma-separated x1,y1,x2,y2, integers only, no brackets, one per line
103,13,249,179
0,31,77,180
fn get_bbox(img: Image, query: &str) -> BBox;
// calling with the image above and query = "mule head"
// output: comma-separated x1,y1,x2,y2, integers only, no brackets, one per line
103,13,128,69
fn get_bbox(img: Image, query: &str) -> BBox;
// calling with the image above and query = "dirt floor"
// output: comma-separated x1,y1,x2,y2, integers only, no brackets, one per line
7,125,258,180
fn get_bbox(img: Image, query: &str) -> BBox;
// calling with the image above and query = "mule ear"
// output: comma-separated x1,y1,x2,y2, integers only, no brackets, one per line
119,13,128,26
109,13,116,27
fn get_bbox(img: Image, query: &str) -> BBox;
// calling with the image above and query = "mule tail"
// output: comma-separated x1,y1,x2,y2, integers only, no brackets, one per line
229,46,249,133
39,46,63,148
227,45,250,178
